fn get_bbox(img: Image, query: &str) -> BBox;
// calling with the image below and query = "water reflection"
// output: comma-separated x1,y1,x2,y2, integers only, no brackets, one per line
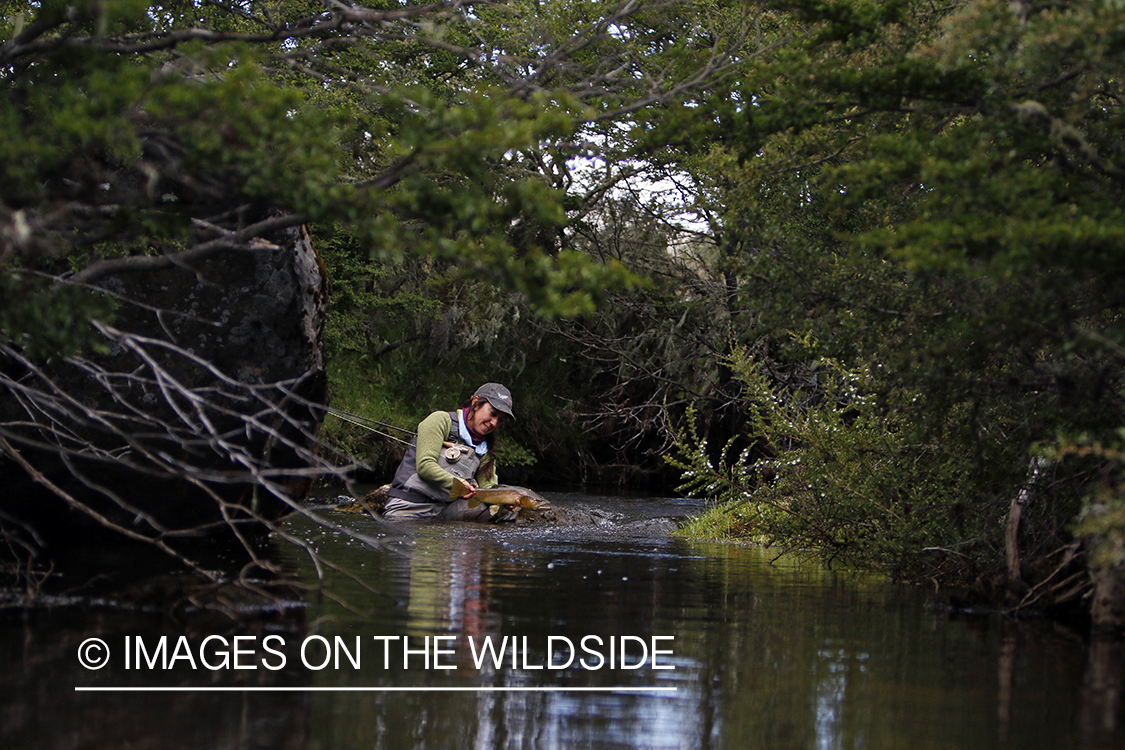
1,599,311,750
292,504,707,750
2,492,1122,750
279,493,1123,750
1079,638,1125,750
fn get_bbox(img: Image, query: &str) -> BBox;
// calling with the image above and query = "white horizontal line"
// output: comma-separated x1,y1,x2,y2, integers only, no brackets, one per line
75,686,677,693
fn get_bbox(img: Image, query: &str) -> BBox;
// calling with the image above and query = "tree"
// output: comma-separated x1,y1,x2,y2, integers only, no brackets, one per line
0,1,749,592
652,0,1125,626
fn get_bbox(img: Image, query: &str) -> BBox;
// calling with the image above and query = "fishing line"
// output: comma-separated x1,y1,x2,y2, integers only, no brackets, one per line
322,406,415,447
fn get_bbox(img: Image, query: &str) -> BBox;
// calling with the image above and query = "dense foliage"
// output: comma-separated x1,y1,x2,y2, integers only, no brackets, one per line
3,0,1124,621
659,0,1125,618
1,0,668,349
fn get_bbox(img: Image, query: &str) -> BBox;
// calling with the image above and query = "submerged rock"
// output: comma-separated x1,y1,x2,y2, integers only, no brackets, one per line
329,484,601,526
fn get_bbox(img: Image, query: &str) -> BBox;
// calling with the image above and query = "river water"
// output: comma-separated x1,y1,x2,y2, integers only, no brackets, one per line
3,490,1122,749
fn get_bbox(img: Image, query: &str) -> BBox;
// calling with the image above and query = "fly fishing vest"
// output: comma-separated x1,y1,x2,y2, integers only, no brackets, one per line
391,411,482,503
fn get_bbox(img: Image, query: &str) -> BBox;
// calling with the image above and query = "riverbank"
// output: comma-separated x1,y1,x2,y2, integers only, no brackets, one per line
673,496,1113,634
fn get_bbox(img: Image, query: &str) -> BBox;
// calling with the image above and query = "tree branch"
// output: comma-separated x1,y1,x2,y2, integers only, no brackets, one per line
69,213,309,284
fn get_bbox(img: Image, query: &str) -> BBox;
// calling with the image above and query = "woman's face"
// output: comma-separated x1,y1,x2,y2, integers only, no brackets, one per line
466,399,503,436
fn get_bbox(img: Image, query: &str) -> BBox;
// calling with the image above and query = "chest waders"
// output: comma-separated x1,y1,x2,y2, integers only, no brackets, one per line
390,412,482,503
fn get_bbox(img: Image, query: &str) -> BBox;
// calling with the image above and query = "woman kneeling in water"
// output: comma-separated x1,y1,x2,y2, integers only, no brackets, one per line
383,383,515,522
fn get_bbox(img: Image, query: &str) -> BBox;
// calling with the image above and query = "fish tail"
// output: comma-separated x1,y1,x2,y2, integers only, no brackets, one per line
467,496,480,509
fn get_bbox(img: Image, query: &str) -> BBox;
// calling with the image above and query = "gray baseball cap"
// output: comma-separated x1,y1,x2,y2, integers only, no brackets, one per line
474,382,515,420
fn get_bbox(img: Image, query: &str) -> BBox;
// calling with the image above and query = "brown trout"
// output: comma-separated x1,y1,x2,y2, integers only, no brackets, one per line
448,482,548,513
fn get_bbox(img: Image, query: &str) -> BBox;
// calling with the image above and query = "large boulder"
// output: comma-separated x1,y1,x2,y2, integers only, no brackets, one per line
0,224,329,552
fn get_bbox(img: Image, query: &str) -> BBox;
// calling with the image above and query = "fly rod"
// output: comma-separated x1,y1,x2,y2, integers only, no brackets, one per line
322,406,415,446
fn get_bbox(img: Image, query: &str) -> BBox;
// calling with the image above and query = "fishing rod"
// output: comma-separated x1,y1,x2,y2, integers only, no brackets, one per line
322,406,415,446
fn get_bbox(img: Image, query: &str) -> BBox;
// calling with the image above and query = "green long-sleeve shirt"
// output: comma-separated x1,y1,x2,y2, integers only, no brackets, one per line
414,410,499,491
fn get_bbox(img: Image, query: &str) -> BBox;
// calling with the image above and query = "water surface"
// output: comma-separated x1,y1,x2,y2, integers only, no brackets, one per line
2,490,1121,750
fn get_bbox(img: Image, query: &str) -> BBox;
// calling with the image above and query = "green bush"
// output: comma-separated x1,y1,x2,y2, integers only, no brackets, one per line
669,338,1016,583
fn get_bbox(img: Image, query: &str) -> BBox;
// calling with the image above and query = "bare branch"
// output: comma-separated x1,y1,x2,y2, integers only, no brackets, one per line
69,213,309,284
